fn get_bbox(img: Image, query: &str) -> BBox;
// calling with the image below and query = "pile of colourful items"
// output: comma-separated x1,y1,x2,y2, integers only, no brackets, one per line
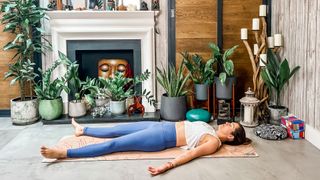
281,114,305,139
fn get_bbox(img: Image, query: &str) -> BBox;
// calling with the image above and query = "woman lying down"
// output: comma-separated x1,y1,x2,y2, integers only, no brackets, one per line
41,118,249,176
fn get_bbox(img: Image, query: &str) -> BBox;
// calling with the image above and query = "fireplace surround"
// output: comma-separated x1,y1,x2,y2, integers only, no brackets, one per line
45,11,158,113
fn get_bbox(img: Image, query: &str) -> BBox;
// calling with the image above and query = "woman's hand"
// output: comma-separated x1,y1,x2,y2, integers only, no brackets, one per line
148,164,171,176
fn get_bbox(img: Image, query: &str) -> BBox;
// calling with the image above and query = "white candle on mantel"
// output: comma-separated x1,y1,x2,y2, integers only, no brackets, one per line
252,18,260,30
259,5,267,16
260,53,267,66
274,34,282,46
267,37,274,48
253,44,259,55
241,28,248,40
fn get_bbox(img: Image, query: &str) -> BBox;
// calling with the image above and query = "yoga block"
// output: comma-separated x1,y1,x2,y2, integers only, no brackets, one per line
281,114,305,139
186,109,211,123
281,115,304,131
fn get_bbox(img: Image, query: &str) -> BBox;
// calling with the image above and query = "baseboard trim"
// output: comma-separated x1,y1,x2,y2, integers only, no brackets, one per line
0,110,10,117
305,124,320,150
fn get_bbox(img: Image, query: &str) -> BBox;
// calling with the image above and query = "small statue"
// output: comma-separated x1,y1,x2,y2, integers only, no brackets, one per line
128,96,145,117
88,0,97,9
47,0,57,10
152,0,159,10
140,1,148,11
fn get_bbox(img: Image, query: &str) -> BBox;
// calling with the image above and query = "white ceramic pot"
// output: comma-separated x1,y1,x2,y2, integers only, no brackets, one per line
110,100,126,115
69,100,87,117
11,97,39,125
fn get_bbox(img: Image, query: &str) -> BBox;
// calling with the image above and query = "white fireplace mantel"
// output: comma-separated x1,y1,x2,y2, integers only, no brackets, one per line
45,11,158,113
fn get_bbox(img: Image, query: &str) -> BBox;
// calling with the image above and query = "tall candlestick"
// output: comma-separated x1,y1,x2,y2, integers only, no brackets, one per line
259,5,267,16
241,28,248,40
274,34,282,46
252,18,260,30
267,37,274,48
253,44,259,55
260,54,267,66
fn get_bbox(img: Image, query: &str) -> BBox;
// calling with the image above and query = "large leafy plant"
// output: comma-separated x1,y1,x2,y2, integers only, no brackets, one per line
1,0,50,101
34,52,70,100
261,49,300,108
156,62,190,97
209,42,238,85
181,51,215,84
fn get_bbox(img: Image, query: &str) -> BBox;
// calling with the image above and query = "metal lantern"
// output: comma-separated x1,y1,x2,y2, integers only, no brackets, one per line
240,87,260,127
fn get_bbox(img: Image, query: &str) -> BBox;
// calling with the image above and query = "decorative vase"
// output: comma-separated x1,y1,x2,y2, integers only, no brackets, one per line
195,84,209,100
110,100,126,115
214,76,236,99
268,105,288,125
39,97,63,120
10,97,39,125
69,100,87,117
160,94,187,121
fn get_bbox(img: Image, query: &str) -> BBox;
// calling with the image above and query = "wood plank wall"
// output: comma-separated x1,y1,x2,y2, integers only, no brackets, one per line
272,0,320,131
0,10,20,110
176,0,261,107
223,0,261,105
176,0,217,65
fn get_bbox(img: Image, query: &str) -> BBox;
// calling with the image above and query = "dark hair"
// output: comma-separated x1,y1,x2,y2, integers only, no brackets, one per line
225,122,251,145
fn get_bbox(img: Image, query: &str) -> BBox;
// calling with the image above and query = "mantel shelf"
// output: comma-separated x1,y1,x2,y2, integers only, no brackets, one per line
46,10,160,19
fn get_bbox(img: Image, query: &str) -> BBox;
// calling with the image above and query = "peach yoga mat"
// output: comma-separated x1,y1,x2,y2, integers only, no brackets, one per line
42,135,258,162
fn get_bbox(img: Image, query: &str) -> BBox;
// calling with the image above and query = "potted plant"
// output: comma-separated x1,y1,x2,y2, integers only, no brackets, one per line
1,0,50,125
209,42,238,99
261,49,300,125
34,52,70,120
65,59,100,117
99,70,151,115
156,62,190,121
181,51,215,100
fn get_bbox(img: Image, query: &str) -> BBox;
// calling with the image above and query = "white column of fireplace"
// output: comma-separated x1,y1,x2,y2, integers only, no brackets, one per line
46,11,157,113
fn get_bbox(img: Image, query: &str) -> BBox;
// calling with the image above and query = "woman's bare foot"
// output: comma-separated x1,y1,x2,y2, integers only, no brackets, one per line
40,146,67,159
71,118,84,137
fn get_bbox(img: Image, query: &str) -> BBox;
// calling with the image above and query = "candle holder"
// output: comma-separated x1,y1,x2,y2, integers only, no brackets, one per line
241,4,282,123
240,87,260,127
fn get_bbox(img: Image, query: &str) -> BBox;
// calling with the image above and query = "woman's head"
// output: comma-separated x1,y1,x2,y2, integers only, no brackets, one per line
217,122,249,145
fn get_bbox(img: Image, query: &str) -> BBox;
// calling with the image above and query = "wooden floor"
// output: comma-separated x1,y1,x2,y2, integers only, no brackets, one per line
0,117,319,180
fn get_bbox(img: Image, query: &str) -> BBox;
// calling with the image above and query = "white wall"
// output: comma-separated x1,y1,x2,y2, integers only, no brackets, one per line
272,0,320,149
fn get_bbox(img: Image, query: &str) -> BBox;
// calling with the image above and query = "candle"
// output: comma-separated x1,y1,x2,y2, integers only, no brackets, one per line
267,37,274,48
244,106,254,123
253,44,259,55
274,34,282,46
241,28,248,40
260,53,267,66
252,18,260,30
259,5,267,16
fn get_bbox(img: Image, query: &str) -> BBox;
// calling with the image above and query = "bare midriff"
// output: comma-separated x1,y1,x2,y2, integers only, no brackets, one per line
175,121,187,147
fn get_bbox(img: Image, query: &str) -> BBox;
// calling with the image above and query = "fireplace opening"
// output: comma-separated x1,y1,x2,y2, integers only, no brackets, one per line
67,40,142,97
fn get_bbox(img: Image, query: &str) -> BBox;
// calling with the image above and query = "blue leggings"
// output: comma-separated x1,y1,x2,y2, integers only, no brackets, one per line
67,121,177,158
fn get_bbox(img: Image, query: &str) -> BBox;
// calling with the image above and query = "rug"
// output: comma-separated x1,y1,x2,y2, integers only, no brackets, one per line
42,135,258,162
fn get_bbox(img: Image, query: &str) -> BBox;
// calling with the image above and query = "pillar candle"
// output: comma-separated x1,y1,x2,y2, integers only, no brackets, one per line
252,18,260,30
244,106,254,123
241,28,248,40
253,44,259,55
260,53,267,66
259,5,267,16
267,37,274,48
274,34,282,46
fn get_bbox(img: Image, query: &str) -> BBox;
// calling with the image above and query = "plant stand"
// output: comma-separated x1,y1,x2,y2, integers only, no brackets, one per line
213,83,235,122
190,85,212,113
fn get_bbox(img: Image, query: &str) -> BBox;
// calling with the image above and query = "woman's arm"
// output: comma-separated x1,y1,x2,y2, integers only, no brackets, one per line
148,138,219,176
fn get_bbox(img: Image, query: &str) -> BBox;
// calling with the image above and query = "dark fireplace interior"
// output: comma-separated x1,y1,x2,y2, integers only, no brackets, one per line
75,49,134,80
67,40,142,94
